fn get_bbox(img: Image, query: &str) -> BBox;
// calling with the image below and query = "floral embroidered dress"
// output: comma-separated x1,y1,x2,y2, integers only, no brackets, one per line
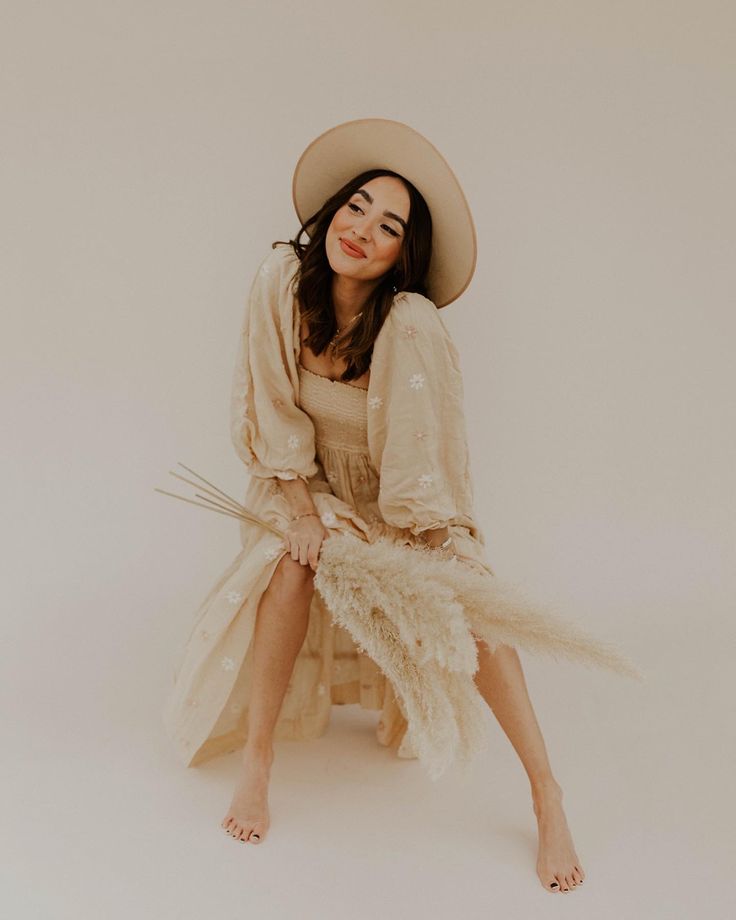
162,242,496,767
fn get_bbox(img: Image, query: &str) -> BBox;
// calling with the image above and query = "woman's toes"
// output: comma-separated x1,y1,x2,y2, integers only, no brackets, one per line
565,874,577,889
548,878,561,892
248,826,265,844
221,816,233,830
572,867,584,885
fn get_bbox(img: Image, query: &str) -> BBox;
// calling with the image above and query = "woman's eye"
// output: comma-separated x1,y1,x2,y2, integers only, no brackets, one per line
347,202,399,237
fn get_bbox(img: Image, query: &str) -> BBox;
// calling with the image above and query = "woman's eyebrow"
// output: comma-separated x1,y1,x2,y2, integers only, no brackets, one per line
354,188,407,231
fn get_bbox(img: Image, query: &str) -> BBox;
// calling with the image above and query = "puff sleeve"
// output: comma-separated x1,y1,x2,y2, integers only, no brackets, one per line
366,292,475,536
229,245,319,483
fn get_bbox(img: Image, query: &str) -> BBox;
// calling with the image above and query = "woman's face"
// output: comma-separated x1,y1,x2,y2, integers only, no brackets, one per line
325,175,410,283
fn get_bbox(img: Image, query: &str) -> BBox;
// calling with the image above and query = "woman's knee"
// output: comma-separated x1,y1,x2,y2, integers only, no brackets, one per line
270,553,315,599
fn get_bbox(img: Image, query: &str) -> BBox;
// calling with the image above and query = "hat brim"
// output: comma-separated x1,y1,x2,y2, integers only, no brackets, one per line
291,117,476,308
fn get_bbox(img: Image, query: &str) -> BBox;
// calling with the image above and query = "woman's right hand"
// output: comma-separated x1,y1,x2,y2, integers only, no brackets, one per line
284,514,329,571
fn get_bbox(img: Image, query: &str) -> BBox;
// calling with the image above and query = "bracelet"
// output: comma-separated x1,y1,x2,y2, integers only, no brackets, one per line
292,511,320,522
429,537,457,561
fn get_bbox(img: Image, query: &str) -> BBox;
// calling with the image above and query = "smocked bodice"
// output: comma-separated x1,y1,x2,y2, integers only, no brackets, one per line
297,363,369,454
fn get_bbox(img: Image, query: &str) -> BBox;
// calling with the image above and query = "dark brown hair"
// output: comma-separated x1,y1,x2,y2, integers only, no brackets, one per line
272,168,433,382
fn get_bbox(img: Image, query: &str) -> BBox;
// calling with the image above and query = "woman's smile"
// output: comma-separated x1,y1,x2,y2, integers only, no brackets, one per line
339,238,367,258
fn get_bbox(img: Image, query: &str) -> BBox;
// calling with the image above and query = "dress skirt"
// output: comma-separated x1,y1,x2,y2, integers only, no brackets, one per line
162,363,495,768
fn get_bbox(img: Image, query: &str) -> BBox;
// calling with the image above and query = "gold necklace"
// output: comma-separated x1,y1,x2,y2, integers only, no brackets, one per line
329,311,362,360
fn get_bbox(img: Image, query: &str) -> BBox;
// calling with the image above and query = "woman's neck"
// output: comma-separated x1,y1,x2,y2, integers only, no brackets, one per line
331,273,378,325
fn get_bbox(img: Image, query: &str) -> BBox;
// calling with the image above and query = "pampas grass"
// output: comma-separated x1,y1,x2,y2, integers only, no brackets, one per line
154,461,284,536
318,534,643,680
312,532,642,779
157,462,642,779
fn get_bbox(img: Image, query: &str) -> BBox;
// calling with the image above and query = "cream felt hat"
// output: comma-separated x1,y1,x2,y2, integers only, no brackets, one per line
291,117,477,308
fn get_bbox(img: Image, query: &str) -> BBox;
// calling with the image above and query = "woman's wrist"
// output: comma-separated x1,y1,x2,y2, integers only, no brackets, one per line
291,510,320,522
430,535,456,557
418,525,451,549
277,476,318,519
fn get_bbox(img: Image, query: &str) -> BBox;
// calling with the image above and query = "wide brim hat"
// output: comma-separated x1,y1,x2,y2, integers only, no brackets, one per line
291,117,477,308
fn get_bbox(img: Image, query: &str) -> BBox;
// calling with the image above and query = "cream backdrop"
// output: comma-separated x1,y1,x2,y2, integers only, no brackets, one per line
2,2,734,918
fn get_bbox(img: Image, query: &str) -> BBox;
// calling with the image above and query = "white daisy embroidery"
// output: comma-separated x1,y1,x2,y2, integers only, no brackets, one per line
326,468,338,483
200,629,210,640
260,263,272,276
287,434,301,449
417,473,434,490
403,324,418,339
226,591,243,605
264,544,283,561
186,697,199,708
272,396,285,409
414,430,427,441
368,396,383,410
320,510,338,528
317,683,327,696
409,373,425,390
221,656,236,672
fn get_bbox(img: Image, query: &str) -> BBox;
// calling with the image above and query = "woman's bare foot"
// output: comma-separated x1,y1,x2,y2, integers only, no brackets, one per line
221,744,274,844
532,779,586,893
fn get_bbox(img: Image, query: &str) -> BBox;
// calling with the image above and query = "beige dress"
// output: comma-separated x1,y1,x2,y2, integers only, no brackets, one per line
163,243,495,767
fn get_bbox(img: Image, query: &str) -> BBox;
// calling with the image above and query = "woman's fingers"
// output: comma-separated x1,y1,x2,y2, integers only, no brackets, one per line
284,521,329,569
308,540,321,570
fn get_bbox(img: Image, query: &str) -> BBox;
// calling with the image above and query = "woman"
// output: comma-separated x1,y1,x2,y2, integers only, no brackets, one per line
164,119,585,892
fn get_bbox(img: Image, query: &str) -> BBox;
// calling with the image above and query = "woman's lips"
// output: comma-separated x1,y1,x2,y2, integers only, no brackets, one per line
340,238,366,258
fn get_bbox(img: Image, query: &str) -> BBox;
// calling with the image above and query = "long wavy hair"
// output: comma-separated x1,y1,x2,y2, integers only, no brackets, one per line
272,168,433,382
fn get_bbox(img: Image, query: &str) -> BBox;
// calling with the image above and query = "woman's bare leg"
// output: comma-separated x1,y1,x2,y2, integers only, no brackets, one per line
221,555,315,844
472,636,586,893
